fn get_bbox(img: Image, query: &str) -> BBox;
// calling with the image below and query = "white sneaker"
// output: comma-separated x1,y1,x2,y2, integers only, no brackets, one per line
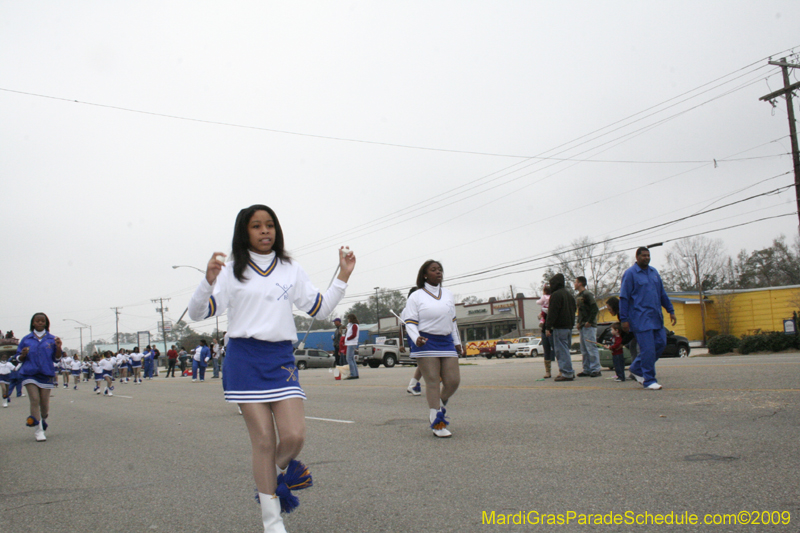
407,382,422,396
645,382,663,390
2,399,7,408
430,409,451,438
629,371,644,384
433,426,452,438
34,422,46,442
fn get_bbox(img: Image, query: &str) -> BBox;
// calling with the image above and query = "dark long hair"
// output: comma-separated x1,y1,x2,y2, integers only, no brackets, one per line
232,204,291,282
29,312,50,332
416,260,442,289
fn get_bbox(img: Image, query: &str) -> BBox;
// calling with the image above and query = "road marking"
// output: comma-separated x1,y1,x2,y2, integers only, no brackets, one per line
114,395,134,399
305,416,354,424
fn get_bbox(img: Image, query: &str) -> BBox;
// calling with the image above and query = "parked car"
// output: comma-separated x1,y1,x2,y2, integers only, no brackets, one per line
515,338,543,357
293,348,335,370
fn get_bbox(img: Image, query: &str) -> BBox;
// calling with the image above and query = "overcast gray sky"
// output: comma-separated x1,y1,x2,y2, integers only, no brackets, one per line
2,1,799,350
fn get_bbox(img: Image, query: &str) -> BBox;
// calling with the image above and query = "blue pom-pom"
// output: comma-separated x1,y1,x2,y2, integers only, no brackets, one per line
279,459,313,491
26,416,38,427
253,488,260,504
276,482,299,513
430,410,449,430
42,419,48,431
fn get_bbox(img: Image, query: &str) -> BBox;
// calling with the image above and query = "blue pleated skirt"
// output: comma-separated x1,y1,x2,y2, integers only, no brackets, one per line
21,373,56,389
409,332,458,358
222,338,305,403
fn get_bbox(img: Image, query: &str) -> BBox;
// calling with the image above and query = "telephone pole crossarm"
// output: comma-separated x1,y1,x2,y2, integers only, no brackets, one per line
759,57,800,230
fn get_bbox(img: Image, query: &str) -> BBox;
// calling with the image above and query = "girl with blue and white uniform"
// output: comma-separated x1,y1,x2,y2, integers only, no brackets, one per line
59,354,72,389
98,352,115,396
16,313,63,442
91,357,104,394
116,350,130,383
401,260,462,438
1,354,14,408
69,355,82,390
81,357,91,382
188,204,355,533
129,347,143,383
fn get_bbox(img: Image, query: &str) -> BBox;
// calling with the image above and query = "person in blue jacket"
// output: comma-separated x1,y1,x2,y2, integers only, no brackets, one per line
619,247,676,390
142,345,154,379
16,312,62,441
192,339,210,382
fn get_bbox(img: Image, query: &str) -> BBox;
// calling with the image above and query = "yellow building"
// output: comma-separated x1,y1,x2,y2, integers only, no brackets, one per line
597,285,800,342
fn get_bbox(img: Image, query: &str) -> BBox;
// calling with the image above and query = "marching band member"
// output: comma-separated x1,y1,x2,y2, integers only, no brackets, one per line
401,260,462,438
188,204,355,533
16,313,62,442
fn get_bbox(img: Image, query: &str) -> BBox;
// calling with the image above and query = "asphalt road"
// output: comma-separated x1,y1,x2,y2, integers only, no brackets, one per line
2,352,799,533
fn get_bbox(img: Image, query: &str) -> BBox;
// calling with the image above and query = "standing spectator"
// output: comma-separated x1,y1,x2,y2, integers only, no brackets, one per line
331,318,344,366
619,247,676,390
607,322,626,382
574,276,602,377
604,296,638,362
142,345,153,379
537,285,554,378
344,314,360,380
166,345,178,377
152,346,161,377
178,347,189,376
192,340,210,382
211,338,221,378
544,274,577,382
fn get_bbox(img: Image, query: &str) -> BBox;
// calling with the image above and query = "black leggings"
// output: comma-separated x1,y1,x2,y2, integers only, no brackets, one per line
167,360,177,377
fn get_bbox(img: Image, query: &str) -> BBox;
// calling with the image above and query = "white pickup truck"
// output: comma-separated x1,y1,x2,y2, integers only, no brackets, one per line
494,337,540,358
356,338,412,368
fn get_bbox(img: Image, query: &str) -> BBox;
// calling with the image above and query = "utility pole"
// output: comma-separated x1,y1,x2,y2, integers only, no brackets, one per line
510,284,521,335
760,57,800,230
374,287,380,334
693,254,708,348
73,326,88,356
152,298,171,358
111,307,123,351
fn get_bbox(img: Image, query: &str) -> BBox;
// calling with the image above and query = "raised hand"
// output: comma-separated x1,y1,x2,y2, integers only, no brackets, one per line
206,252,227,285
337,246,356,283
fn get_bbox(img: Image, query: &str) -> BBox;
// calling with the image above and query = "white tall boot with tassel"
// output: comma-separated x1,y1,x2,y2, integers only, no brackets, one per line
259,493,287,533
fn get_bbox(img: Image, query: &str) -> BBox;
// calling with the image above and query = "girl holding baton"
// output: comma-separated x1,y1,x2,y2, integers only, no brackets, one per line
188,204,355,533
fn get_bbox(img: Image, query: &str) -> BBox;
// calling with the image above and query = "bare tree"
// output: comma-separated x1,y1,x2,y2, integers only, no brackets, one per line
543,236,627,297
711,290,737,335
661,236,730,292
733,235,800,288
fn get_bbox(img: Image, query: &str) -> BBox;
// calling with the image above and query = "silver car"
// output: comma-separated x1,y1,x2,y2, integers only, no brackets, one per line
293,348,335,370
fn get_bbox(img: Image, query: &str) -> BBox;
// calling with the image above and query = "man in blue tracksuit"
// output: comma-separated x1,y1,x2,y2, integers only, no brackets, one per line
619,247,676,390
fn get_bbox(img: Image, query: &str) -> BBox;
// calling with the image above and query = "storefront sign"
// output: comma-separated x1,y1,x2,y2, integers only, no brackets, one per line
468,308,487,315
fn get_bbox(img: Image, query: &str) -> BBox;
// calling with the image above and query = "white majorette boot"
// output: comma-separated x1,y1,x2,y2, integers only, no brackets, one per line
34,420,46,442
259,493,288,533
430,408,451,438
